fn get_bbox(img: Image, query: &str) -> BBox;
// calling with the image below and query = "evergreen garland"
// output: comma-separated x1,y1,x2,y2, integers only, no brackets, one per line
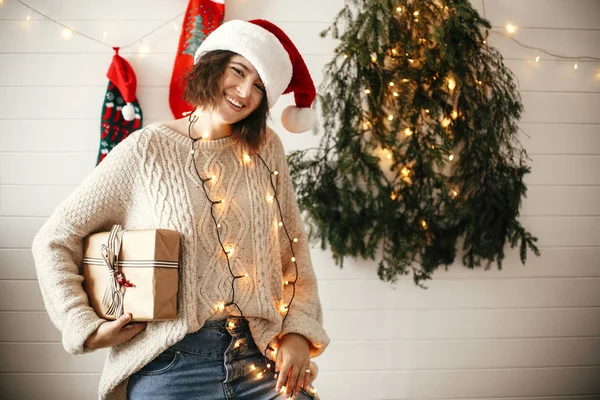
287,0,540,288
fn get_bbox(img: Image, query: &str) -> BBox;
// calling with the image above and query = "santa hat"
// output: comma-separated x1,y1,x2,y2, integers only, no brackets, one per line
194,19,317,133
106,47,137,121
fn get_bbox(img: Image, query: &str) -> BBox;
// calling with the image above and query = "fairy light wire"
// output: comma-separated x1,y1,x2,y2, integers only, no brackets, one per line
15,0,184,49
186,114,302,380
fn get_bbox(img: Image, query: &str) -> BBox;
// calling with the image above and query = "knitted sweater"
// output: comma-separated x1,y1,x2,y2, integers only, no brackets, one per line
31,123,330,399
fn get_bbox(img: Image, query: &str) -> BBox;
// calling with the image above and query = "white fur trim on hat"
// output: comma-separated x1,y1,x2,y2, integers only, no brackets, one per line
281,106,317,133
194,20,293,108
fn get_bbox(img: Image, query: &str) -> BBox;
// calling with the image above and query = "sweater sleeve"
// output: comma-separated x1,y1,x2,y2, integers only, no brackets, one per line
31,131,143,355
269,133,330,358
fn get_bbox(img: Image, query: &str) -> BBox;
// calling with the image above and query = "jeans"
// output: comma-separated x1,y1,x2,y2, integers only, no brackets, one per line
127,316,319,399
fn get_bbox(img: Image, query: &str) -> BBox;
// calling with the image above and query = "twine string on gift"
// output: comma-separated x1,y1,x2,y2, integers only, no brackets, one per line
100,225,125,318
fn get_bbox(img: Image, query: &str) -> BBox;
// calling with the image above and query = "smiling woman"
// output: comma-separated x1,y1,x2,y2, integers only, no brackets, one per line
31,18,328,400
179,50,271,154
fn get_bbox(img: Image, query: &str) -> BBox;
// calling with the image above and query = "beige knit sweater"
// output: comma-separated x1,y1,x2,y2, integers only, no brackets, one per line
31,123,329,399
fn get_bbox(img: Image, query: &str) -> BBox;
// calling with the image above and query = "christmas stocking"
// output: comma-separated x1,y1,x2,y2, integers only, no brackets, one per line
98,47,143,165
169,0,225,118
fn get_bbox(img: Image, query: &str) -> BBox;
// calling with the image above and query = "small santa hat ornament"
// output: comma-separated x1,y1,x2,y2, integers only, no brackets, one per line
106,47,137,121
97,47,143,165
194,19,317,133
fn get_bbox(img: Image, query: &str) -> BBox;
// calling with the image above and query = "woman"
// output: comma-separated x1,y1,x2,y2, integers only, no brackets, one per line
32,19,329,399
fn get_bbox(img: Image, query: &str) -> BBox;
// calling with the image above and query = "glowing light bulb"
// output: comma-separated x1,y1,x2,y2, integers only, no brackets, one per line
421,219,428,228
404,128,413,136
267,194,275,202
389,82,395,87
243,154,251,162
293,238,298,242
413,11,419,16
291,257,296,263
574,62,578,70
217,223,222,229
217,302,225,311
244,273,249,278
256,372,263,379
390,192,397,200
343,54,348,59
425,109,430,113
388,115,394,121
250,364,256,371
535,56,540,63
449,154,454,161
364,89,371,94
280,304,289,312
227,247,234,255
402,78,409,83
284,280,290,285
138,43,150,55
62,28,72,38
441,118,451,128
393,92,399,97
396,6,402,12
451,110,458,119
408,59,414,63
228,321,236,329
451,189,459,197
401,167,411,177
280,386,287,393
202,131,210,139
505,23,517,34
391,48,398,56
212,175,217,181
447,78,456,90
371,53,377,63
278,221,283,227
234,340,242,348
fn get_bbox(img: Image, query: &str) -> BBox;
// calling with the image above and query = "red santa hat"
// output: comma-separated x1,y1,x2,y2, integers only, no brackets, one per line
106,47,137,121
194,19,317,133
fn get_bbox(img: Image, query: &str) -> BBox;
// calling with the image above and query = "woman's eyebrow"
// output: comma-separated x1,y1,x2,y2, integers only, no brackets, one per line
232,61,264,80
231,61,251,73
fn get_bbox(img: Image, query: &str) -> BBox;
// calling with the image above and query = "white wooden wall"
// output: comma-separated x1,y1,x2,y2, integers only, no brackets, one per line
1,0,599,399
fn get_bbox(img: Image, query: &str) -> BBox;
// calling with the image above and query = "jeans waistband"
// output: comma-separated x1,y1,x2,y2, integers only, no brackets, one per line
170,316,251,357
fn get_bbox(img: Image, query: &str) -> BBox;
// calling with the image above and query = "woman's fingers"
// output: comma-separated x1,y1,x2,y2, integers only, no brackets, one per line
293,362,309,397
286,364,301,398
276,359,291,393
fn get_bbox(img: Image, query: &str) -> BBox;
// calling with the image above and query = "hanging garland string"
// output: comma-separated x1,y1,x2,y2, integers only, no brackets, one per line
15,0,184,50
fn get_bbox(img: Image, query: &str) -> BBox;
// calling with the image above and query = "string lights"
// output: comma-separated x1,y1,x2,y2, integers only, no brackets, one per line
13,0,184,53
186,113,302,383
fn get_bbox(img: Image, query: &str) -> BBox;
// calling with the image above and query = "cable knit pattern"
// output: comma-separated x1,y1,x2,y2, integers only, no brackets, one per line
31,123,330,400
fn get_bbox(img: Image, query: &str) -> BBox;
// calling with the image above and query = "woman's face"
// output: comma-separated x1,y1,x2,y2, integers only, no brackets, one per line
214,55,266,125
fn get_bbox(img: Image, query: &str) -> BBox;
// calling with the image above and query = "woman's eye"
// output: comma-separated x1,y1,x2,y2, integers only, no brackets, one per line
254,84,266,92
232,67,243,76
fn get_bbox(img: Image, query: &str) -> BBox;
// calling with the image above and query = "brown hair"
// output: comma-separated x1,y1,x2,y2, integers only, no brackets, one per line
182,50,270,155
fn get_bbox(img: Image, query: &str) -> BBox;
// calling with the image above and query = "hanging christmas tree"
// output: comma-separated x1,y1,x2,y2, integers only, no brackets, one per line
287,0,540,288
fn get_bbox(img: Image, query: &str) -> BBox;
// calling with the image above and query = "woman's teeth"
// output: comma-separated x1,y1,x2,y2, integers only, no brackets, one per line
225,95,243,108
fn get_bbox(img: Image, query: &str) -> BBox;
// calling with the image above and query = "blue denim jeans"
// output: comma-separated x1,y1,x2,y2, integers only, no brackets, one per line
127,316,319,399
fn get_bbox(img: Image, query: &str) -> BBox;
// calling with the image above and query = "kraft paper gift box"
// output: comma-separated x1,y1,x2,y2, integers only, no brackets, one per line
82,225,180,321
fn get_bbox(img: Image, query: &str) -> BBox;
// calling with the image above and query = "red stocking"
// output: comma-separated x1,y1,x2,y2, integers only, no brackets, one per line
169,0,225,118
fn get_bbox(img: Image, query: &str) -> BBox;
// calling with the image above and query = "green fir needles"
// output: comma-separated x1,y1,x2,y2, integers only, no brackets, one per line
287,0,540,288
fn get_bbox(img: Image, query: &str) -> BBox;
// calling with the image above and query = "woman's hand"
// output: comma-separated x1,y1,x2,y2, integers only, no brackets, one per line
275,332,311,398
84,313,146,350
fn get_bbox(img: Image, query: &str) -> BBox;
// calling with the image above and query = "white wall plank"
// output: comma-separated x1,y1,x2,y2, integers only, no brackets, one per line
1,0,599,398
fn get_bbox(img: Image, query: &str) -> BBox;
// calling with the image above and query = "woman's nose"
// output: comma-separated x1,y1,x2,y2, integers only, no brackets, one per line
236,80,253,98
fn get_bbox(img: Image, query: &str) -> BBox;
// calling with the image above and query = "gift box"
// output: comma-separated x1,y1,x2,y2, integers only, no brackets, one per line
82,225,180,321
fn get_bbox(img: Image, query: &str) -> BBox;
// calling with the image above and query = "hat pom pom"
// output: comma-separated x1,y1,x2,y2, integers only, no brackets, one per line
281,106,317,133
122,103,136,121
